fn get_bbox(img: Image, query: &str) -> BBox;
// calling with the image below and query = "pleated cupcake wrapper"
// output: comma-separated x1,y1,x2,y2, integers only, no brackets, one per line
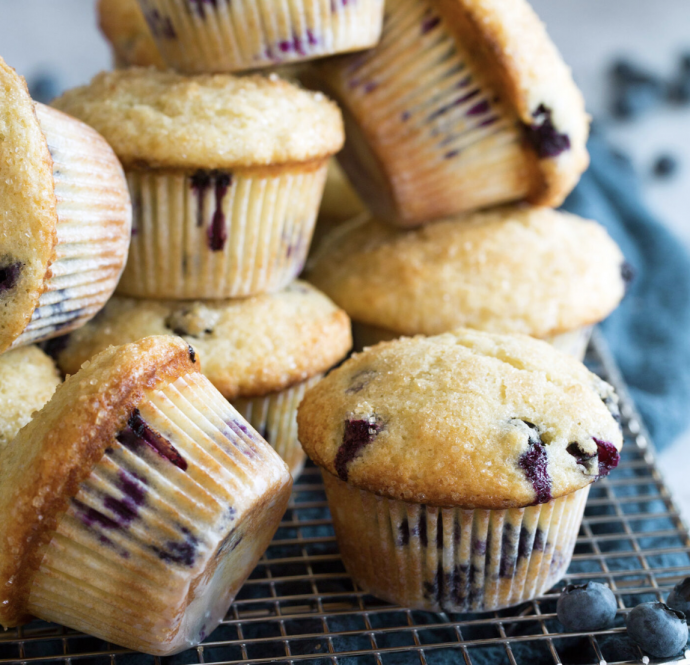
27,371,290,655
137,0,384,74
353,322,593,361
323,472,589,613
232,375,322,479
118,164,327,299
317,0,530,227
11,104,131,349
545,326,593,362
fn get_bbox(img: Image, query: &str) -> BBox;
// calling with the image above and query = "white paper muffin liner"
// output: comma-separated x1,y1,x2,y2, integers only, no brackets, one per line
137,0,384,74
323,472,589,613
26,371,291,655
352,322,593,361
232,375,322,479
11,105,131,349
117,164,327,299
315,0,532,227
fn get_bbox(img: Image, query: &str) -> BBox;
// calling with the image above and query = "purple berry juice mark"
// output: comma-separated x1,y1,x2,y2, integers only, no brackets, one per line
0,260,22,294
73,498,120,530
467,100,491,116
428,89,480,122
436,512,444,549
117,409,188,472
594,438,620,477
145,10,177,39
517,421,552,504
421,14,441,35
444,150,460,160
524,104,571,158
517,526,533,559
473,538,487,556
208,172,232,252
191,170,212,227
419,512,428,548
307,30,318,46
334,417,384,480
346,369,377,395
189,0,219,18
499,524,517,578
153,527,198,567
398,518,410,546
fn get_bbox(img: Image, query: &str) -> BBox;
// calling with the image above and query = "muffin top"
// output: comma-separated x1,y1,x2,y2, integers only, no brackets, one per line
98,0,165,69
436,0,590,205
0,346,61,452
298,329,623,509
55,282,352,399
0,336,198,626
52,68,345,169
0,58,59,352
308,206,626,338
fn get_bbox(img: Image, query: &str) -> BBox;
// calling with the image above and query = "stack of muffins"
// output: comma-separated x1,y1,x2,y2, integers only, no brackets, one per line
0,0,629,656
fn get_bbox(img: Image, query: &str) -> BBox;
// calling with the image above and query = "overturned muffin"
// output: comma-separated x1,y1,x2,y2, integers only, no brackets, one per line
308,206,628,359
0,336,292,654
0,346,61,452
134,0,385,74
53,282,352,477
0,57,131,352
298,328,623,612
53,68,344,299
308,0,589,226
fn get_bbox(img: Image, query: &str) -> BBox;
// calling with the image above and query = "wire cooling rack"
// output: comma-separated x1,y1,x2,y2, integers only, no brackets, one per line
3,329,690,665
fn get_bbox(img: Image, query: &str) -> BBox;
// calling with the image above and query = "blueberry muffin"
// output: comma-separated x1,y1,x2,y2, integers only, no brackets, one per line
308,206,627,360
53,282,351,477
308,0,589,227
0,58,131,352
53,69,343,299
0,346,61,452
297,329,623,612
135,0,385,74
0,336,292,655
98,0,166,68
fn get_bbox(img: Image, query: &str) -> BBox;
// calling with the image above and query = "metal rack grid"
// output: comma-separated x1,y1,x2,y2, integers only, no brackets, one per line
3,330,690,665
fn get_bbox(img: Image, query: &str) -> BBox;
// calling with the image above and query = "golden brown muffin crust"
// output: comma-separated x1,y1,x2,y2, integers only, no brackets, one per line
307,207,626,339
0,336,198,627
52,69,345,170
298,329,623,509
56,282,352,399
0,58,57,352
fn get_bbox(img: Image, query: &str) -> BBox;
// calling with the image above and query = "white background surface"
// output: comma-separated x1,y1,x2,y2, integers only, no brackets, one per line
1,1,690,517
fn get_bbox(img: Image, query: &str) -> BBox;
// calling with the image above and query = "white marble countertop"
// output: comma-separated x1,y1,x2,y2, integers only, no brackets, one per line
1,0,690,518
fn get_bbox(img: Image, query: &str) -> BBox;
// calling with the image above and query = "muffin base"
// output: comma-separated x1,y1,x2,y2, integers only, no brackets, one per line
353,322,594,361
10,105,131,349
118,162,327,299
323,472,589,613
137,0,384,74
26,371,291,655
316,0,532,227
232,375,322,479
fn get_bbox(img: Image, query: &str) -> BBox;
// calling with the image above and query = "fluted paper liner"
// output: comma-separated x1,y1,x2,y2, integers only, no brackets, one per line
11,105,131,349
26,371,292,656
316,0,532,227
118,163,327,299
137,0,384,73
323,472,589,613
232,375,322,479
353,322,593,361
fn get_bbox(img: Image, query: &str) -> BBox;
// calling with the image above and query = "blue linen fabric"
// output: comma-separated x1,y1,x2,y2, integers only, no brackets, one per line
562,132,690,450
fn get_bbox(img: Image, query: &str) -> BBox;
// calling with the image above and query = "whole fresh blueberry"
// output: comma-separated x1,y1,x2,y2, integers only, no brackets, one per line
626,602,688,658
653,154,679,178
557,582,617,632
667,577,690,615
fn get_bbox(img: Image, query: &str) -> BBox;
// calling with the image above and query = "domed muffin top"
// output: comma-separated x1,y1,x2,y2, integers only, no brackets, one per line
308,206,627,338
52,68,344,169
298,328,623,509
55,282,352,399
